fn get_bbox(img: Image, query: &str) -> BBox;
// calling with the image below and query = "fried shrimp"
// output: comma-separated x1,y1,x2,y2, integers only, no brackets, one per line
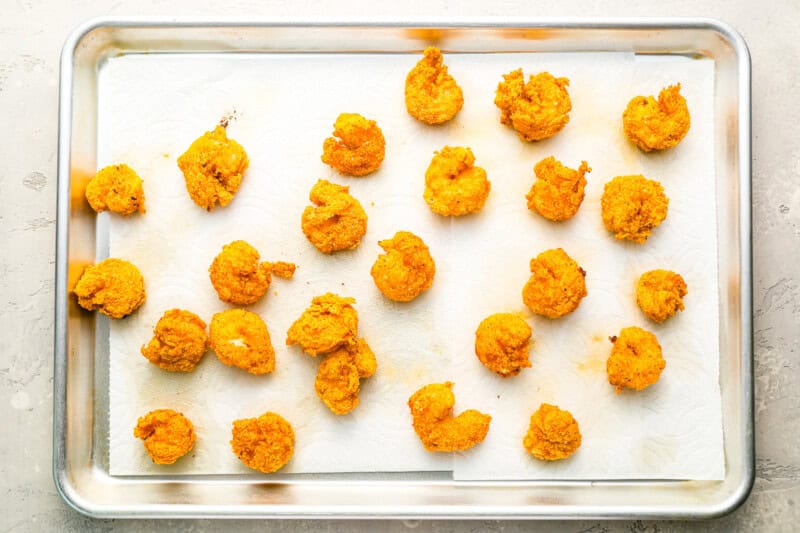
526,157,591,221
230,412,294,473
85,164,145,216
371,231,436,302
607,326,666,393
208,240,295,305
623,84,691,152
523,403,581,461
408,382,491,452
73,258,146,318
601,175,669,243
314,339,377,415
423,146,491,216
177,125,249,210
286,293,359,356
494,70,571,142
209,309,275,375
405,46,464,125
141,309,208,372
301,179,368,253
321,113,385,176
134,409,196,465
474,313,532,377
636,269,688,323
522,248,587,318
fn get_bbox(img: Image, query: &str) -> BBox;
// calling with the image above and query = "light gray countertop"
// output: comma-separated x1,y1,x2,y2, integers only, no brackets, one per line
1,1,797,531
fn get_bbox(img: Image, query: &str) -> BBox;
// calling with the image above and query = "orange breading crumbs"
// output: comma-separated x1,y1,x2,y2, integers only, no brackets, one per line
474,313,532,377
408,382,491,452
405,46,464,125
494,70,571,142
601,175,669,244
85,164,145,216
423,146,491,216
230,412,294,473
133,409,196,465
321,113,385,176
522,248,587,319
523,403,581,461
314,338,377,415
209,309,275,375
73,258,146,319
141,309,208,372
607,326,666,393
370,231,436,302
623,84,691,152
526,156,591,221
177,125,249,210
636,270,688,323
285,293,359,356
208,240,294,305
301,179,368,253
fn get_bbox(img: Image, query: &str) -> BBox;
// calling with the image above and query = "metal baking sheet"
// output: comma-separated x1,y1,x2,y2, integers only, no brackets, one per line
54,17,753,519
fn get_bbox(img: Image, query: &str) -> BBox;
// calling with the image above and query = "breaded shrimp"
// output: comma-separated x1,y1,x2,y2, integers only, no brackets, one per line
526,157,591,221
408,382,491,452
494,70,571,142
314,338,377,415
301,179,368,253
601,175,669,243
321,113,385,176
230,412,294,473
209,309,275,375
141,309,208,372
286,293,359,356
522,248,587,318
405,46,464,125
177,125,249,210
85,164,145,216
73,258,146,319
423,146,491,216
607,326,666,393
623,84,690,152
523,403,581,461
134,409,196,465
474,313,532,377
371,231,436,302
208,240,295,305
636,269,688,323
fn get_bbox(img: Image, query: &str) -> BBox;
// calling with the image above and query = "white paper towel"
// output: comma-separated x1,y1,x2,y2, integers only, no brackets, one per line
99,51,722,479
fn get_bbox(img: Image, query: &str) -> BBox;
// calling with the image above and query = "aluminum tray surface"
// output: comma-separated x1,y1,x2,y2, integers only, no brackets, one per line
54,18,753,519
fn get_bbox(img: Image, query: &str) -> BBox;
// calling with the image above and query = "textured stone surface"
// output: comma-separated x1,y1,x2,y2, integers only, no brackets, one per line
1,0,797,531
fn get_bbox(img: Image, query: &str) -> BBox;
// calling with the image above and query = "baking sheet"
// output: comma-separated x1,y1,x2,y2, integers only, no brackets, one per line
99,51,723,479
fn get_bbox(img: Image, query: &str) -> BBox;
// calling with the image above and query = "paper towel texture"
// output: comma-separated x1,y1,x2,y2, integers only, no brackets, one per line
98,51,722,479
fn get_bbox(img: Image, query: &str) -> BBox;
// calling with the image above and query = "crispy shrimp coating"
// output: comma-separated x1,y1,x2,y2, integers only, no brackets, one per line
208,240,295,305
522,248,587,319
607,326,666,393
301,179,368,253
133,409,196,465
321,113,385,176
494,70,571,142
474,313,532,377
601,175,669,243
209,309,275,375
315,339,377,415
523,403,581,461
177,125,249,210
230,412,294,473
85,164,145,216
371,231,436,302
141,309,208,372
408,382,491,452
526,157,591,221
636,269,688,323
423,146,491,216
405,47,464,125
623,84,691,152
286,293,359,356
73,258,146,319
